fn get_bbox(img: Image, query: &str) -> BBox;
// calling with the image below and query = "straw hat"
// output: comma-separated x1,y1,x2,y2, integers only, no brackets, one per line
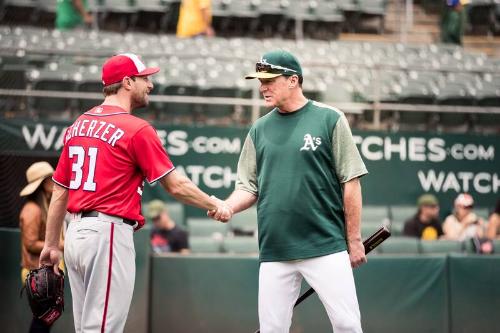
19,161,54,197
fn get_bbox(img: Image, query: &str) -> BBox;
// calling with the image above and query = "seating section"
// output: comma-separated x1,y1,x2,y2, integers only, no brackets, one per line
420,240,463,254
189,236,222,253
0,0,388,36
0,25,499,129
0,26,500,128
229,206,258,236
222,237,259,254
187,218,228,237
379,237,421,254
166,202,185,226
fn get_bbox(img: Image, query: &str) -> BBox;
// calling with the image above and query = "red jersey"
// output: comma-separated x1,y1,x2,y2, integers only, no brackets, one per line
53,105,174,229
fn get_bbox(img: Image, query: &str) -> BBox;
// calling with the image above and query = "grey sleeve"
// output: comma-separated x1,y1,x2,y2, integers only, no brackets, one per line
235,134,258,195
332,114,368,183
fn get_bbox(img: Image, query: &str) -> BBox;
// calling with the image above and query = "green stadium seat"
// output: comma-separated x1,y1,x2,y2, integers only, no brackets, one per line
99,0,137,31
28,68,76,115
389,205,416,226
2,0,38,22
226,0,259,33
189,236,222,253
187,218,228,237
493,239,500,253
474,207,490,221
223,236,259,254
74,71,103,112
379,237,420,254
420,240,463,254
355,0,387,33
132,0,170,31
166,202,185,226
0,63,27,112
230,206,257,235
361,223,383,239
336,0,358,12
362,205,389,225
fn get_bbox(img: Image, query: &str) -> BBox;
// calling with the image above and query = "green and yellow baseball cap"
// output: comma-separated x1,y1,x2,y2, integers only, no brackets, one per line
145,200,167,219
417,194,439,207
245,50,303,79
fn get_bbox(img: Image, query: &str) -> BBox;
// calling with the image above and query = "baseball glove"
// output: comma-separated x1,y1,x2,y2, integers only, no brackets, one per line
23,266,64,325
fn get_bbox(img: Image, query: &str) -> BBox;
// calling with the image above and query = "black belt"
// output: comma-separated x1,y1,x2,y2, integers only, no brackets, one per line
81,211,136,227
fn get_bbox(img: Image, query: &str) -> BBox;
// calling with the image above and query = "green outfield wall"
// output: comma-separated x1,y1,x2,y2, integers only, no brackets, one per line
1,228,499,333
1,119,498,226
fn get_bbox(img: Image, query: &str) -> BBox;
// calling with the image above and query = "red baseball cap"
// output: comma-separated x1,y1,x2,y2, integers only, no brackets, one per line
101,53,160,86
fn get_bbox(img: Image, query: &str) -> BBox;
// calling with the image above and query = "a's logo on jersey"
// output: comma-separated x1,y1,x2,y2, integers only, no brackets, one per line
300,134,322,151
94,107,103,114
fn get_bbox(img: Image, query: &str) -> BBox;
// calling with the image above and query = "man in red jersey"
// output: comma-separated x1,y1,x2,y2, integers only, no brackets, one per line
39,53,232,333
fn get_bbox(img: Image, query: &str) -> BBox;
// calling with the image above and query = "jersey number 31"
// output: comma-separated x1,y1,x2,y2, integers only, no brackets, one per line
69,146,98,191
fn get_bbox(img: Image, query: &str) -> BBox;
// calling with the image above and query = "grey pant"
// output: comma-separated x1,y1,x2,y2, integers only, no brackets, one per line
65,214,136,333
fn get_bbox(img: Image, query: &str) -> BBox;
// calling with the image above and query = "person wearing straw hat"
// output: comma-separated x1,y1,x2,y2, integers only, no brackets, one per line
19,161,64,333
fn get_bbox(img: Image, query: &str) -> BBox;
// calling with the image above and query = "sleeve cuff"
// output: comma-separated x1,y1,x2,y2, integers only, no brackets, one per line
52,177,70,189
340,170,369,184
148,166,176,184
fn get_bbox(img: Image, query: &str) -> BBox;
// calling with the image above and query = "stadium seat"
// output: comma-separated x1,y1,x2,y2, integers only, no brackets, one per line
361,223,383,239
255,0,288,36
0,63,27,112
336,0,358,12
187,218,228,237
474,207,490,221
355,0,387,33
493,239,500,253
98,0,137,31
389,205,416,226
27,68,75,115
222,236,259,254
466,0,496,34
379,237,420,254
166,202,185,226
230,206,258,235
362,205,389,225
420,240,463,254
1,0,38,23
160,75,200,124
189,236,223,253
74,70,103,112
131,0,170,31
226,0,260,34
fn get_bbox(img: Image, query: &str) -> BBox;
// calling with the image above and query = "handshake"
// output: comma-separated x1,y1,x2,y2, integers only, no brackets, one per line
207,195,233,223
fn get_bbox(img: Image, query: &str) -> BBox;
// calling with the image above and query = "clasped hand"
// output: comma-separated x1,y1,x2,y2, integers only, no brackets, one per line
207,195,233,223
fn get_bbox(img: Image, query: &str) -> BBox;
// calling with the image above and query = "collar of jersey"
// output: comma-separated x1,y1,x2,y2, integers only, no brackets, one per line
276,100,311,117
84,105,129,116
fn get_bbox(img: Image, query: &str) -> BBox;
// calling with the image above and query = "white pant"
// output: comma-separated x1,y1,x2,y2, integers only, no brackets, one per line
65,214,136,333
259,251,362,333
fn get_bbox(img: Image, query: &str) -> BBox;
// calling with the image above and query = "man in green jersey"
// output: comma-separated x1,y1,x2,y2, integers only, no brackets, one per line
209,50,368,333
55,0,93,30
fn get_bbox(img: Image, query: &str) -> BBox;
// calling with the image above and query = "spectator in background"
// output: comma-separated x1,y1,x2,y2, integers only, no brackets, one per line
146,200,190,254
442,193,484,240
55,0,93,30
19,162,63,333
403,194,443,240
486,199,500,240
176,0,215,38
440,0,469,45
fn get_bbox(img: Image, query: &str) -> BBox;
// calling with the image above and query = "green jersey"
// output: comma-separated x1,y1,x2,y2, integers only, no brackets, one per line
55,0,88,30
236,100,368,262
